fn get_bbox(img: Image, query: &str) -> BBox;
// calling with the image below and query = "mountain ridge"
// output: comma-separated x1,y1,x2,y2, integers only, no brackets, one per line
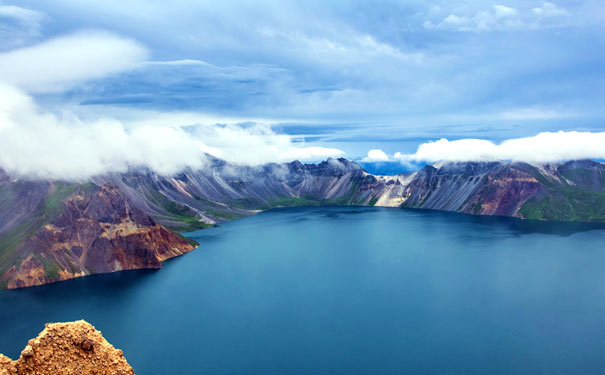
2,157,604,289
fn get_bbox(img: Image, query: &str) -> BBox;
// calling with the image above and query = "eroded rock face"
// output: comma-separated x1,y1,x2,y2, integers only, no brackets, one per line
1,184,196,289
0,320,133,375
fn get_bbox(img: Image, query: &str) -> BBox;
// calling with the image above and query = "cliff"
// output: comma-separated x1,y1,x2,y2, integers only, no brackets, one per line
0,183,196,289
0,320,133,374
400,160,605,221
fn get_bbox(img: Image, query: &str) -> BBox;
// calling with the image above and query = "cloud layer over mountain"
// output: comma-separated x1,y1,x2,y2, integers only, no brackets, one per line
0,82,343,180
0,31,343,180
392,132,605,164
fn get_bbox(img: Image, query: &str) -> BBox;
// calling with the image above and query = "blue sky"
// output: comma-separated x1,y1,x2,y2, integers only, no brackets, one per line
0,1,604,177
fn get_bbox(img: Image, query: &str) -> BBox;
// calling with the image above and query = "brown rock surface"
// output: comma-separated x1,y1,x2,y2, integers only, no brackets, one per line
2,184,196,289
0,320,133,375
0,354,16,375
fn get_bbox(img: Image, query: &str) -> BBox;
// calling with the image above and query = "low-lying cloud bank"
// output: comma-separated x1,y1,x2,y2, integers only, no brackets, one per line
392,132,605,164
0,29,344,180
0,83,344,180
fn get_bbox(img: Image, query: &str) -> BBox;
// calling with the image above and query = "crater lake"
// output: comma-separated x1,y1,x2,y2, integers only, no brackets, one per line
2,206,605,374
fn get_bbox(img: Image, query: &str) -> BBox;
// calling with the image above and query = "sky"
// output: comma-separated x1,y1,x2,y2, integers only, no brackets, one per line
0,0,604,178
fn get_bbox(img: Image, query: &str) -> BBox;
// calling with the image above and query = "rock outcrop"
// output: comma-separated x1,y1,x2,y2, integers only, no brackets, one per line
0,183,196,289
0,320,133,374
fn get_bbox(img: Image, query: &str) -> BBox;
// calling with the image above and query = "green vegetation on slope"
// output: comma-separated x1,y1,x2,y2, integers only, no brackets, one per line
204,209,243,221
519,189,605,221
43,183,77,221
266,196,323,208
266,186,366,209
519,165,605,222
40,255,62,281
0,218,38,276
166,228,199,247
144,188,213,231
0,183,83,280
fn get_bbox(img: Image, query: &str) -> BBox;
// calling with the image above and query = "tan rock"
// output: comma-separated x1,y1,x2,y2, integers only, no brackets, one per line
0,354,17,375
0,320,133,375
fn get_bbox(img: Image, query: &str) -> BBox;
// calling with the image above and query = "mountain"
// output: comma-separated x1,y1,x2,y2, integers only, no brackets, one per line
1,157,604,289
400,160,605,221
0,320,133,374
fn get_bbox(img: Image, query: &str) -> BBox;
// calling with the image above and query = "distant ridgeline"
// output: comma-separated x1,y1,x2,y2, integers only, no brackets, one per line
1,156,605,289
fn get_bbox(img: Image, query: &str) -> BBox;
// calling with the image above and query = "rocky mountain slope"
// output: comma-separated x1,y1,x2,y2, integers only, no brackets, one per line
1,157,604,289
96,156,605,224
0,181,195,289
92,157,394,231
0,320,133,374
400,159,605,221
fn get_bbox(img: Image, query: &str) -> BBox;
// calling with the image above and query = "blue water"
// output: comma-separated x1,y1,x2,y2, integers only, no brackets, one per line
2,206,605,374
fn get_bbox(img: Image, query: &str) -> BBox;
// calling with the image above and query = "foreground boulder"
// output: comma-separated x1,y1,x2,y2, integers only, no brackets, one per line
0,320,133,374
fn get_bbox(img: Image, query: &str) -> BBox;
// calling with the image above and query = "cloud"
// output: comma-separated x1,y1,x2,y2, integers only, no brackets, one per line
424,2,568,31
143,59,211,66
496,107,573,120
0,83,344,180
424,4,522,31
1,1,603,159
393,132,605,164
492,5,518,18
362,149,390,162
0,30,148,92
0,30,344,179
6,0,599,140
532,1,567,17
0,5,44,49
260,29,425,66
0,5,43,27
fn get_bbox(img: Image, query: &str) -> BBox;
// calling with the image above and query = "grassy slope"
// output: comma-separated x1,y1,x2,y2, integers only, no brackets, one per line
519,189,605,221
143,188,214,232
0,183,79,283
519,167,605,221
263,184,366,209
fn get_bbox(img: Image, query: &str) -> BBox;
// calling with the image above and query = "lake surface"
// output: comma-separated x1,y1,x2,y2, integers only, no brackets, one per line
2,206,605,374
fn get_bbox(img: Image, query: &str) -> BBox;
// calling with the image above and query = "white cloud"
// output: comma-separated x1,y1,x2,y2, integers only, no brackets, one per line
492,5,518,18
143,59,211,66
0,31,343,179
259,28,425,66
394,132,605,164
0,5,43,27
184,121,344,165
533,2,567,17
0,5,44,49
496,107,572,120
362,149,390,162
440,14,470,28
424,2,568,31
0,83,345,180
0,30,148,92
